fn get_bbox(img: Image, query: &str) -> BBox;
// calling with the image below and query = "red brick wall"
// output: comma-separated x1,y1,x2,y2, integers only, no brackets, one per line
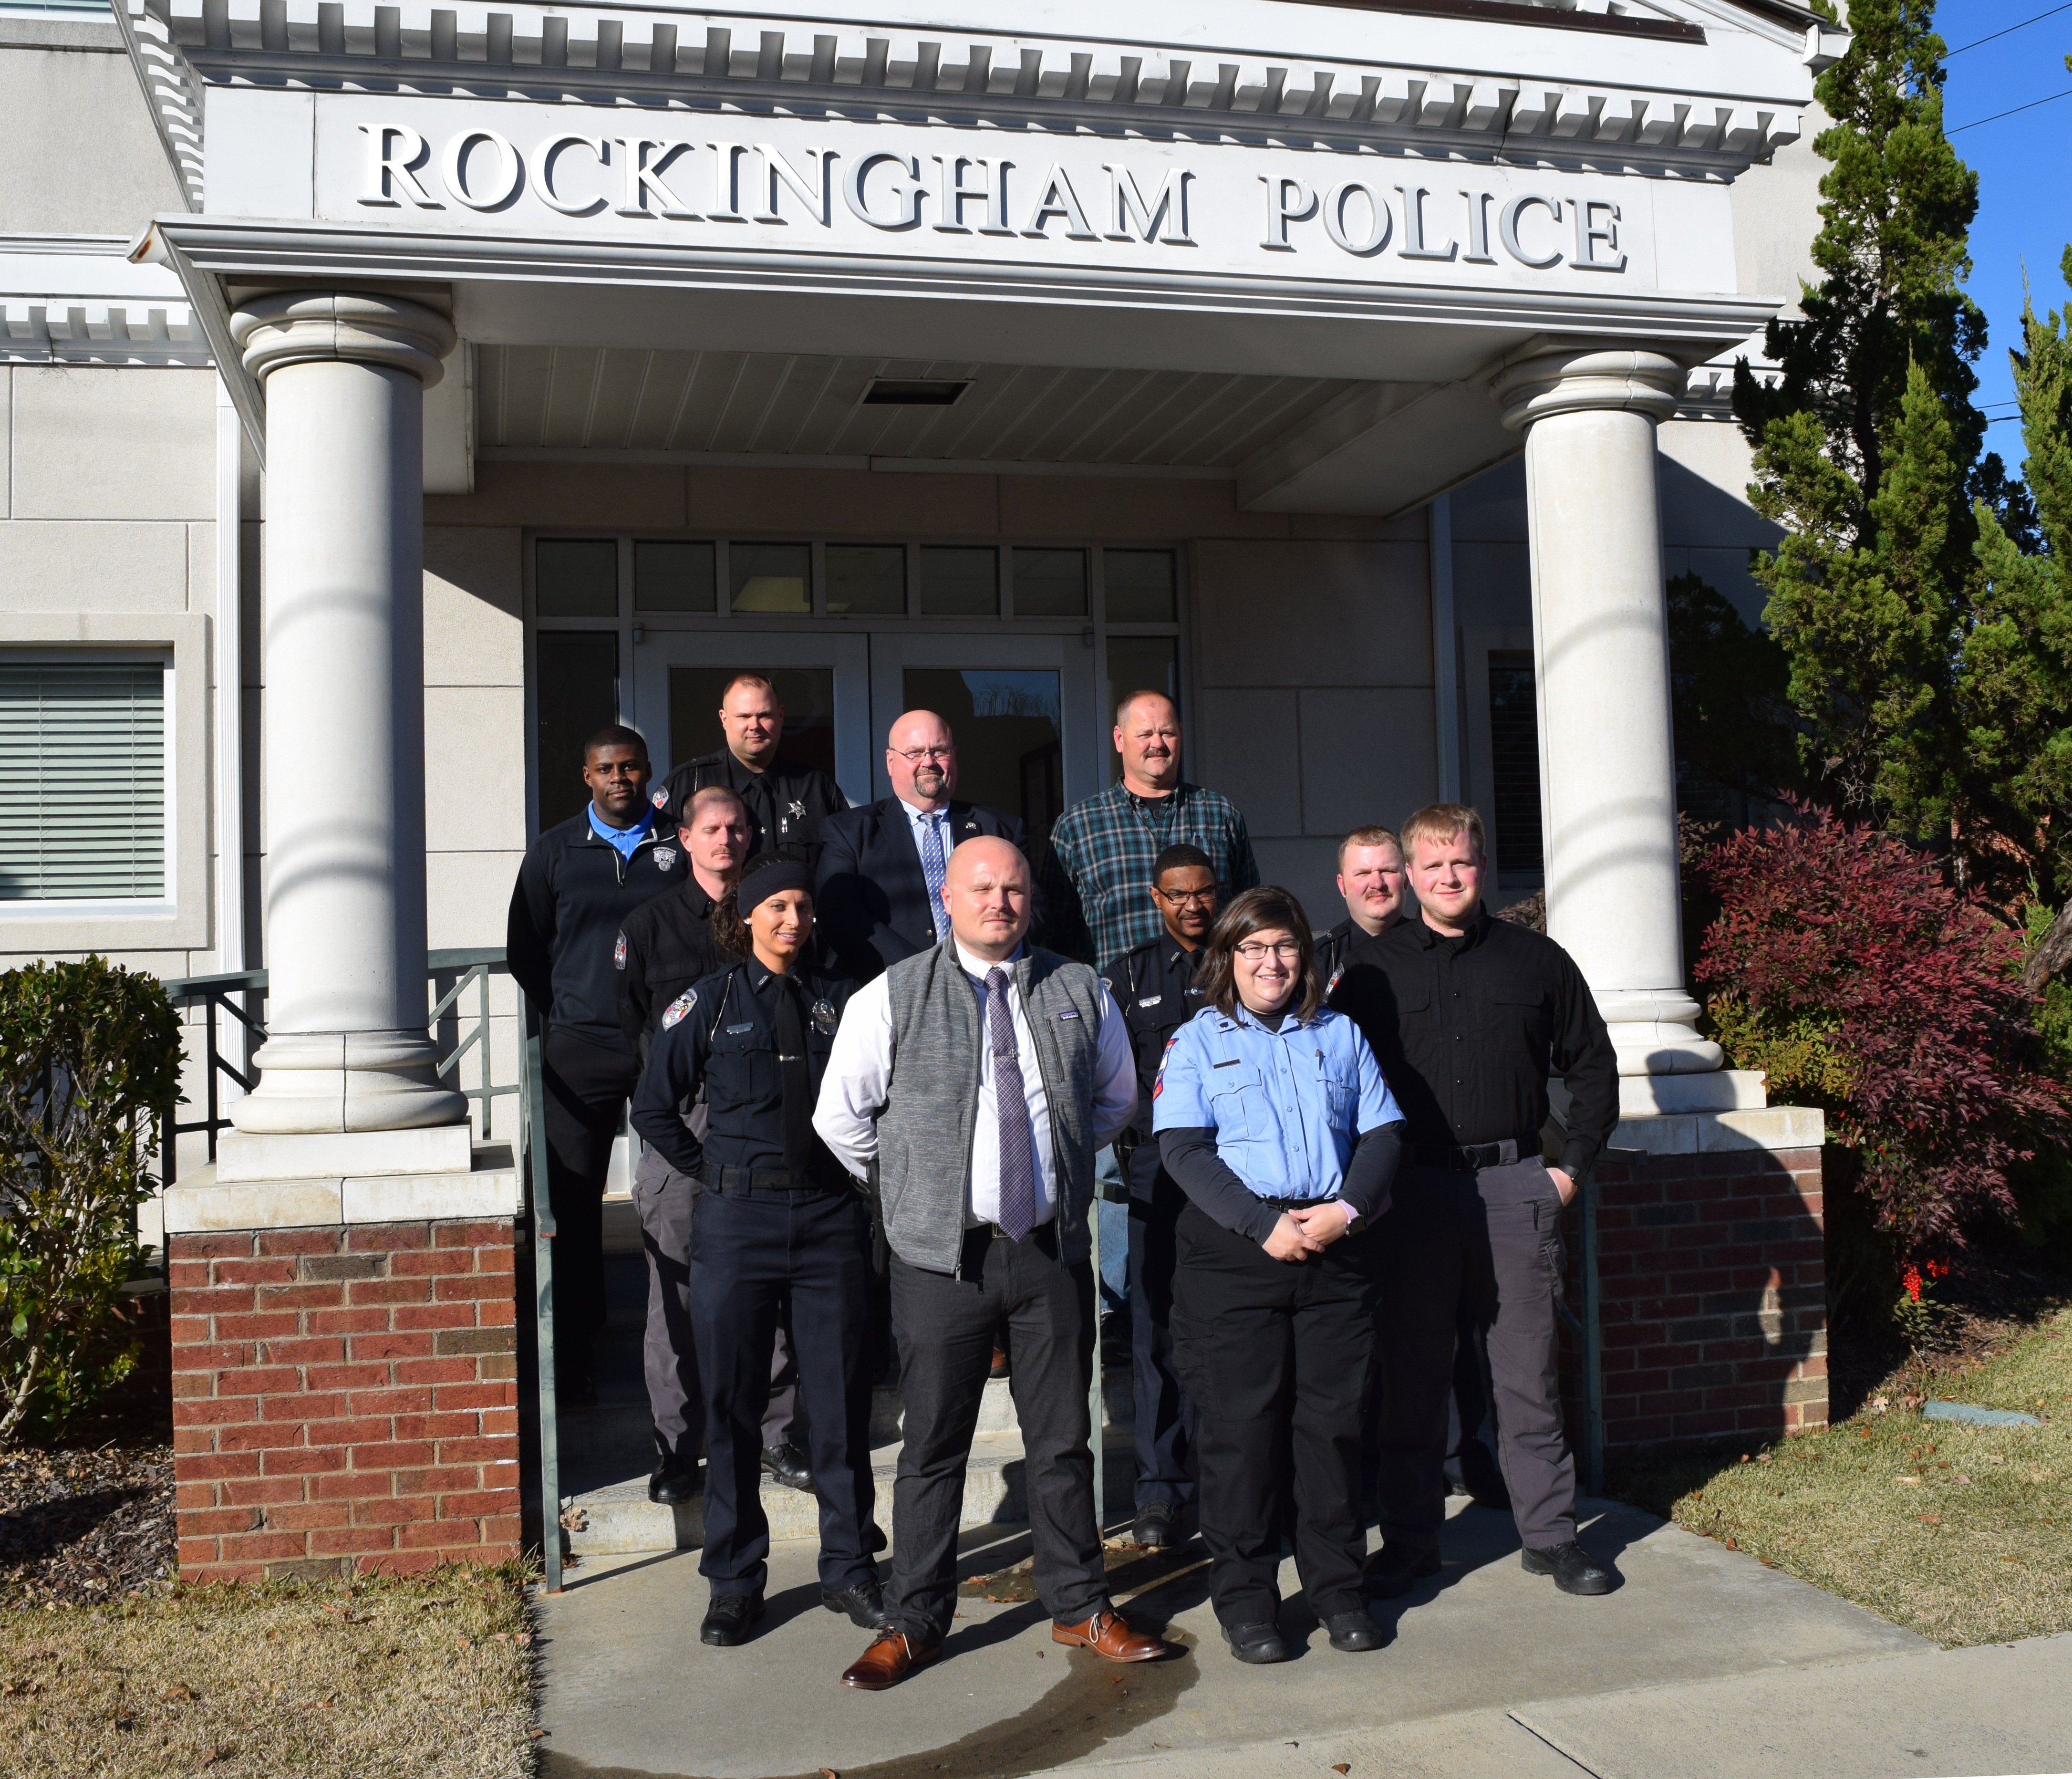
167,1219,519,1584
1584,1145,1827,1446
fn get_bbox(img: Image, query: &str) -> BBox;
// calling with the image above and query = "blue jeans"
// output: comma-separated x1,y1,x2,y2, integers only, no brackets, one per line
1094,1146,1129,1319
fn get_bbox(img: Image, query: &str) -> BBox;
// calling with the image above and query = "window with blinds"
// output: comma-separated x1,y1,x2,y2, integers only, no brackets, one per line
0,660,167,902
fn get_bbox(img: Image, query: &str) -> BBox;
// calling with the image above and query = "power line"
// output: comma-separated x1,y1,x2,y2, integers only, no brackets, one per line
1947,1,2072,55
1948,85,2072,129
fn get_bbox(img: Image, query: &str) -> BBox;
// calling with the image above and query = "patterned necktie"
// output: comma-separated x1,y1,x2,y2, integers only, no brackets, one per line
985,967,1037,1241
919,811,948,939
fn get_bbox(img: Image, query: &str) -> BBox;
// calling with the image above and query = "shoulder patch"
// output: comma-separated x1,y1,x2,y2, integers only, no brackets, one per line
614,933,628,970
660,988,697,1030
652,789,669,808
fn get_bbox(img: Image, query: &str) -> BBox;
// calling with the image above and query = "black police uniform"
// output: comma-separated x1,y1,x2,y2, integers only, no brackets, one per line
653,750,848,867
1329,909,1618,1573
1314,917,1366,998
1101,934,1208,1517
629,958,878,1613
507,809,681,1382
613,879,801,1483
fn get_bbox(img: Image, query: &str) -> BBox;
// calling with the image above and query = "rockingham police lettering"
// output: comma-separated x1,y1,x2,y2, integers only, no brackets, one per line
312,100,1719,290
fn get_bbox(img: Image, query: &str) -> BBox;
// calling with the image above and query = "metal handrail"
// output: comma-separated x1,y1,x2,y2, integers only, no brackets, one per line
159,948,521,1179
159,947,564,1585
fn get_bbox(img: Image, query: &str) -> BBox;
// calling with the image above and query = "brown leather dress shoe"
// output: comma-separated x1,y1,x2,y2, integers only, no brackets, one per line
839,1627,943,1691
1051,1608,1164,1663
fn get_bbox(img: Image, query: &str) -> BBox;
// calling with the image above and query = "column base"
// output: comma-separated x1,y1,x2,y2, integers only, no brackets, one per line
228,1030,468,1134
1595,987,1725,1077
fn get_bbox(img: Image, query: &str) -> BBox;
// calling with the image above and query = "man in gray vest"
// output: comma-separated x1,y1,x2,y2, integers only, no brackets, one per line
814,836,1160,1689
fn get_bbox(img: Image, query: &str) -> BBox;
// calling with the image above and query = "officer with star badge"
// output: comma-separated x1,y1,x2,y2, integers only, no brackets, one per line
1100,842,1218,1550
629,854,883,1649
650,671,848,869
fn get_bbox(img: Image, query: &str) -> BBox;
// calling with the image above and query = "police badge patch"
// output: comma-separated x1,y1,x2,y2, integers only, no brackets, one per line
661,988,696,1030
614,933,628,969
812,999,839,1036
654,846,678,871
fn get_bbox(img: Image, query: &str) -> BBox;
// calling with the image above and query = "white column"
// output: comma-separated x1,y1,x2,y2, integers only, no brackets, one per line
228,292,468,1137
1496,347,1722,1082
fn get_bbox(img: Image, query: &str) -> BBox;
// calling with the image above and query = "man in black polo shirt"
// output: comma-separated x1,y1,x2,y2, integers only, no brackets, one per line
651,671,848,867
1330,802,1620,1597
508,724,680,1398
1101,843,1217,1550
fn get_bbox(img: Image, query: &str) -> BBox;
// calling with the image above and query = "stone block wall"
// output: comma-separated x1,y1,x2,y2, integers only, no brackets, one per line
1586,1145,1828,1446
168,1218,520,1584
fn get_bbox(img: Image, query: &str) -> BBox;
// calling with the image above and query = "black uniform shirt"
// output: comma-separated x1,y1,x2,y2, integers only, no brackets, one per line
506,811,682,1052
614,876,723,1058
1101,934,1208,1146
629,959,855,1186
1328,907,1618,1177
653,750,849,865
1313,916,1377,999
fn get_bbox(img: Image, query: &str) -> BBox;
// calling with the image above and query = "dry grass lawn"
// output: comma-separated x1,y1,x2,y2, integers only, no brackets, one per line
0,1562,536,1779
1614,1306,2072,1647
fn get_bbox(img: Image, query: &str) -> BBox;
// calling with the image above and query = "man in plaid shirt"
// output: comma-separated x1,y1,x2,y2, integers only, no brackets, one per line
1037,691,1260,970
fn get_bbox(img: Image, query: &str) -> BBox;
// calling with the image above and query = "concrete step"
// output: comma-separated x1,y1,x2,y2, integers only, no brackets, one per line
564,1370,1139,1558
565,1426,1140,1557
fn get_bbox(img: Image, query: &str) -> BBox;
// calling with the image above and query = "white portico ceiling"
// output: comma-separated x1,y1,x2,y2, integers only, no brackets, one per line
474,345,1356,472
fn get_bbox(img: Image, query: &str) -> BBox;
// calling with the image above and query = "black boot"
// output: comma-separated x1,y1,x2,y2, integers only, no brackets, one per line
759,1442,813,1491
700,1592,766,1647
821,1575,892,1629
648,1458,699,1506
1521,1541,1617,1595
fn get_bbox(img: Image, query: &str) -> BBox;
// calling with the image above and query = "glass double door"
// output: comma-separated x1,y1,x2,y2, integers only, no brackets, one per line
630,629,1098,856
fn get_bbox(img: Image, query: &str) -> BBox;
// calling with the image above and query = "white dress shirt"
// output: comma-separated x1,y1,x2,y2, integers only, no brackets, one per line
813,938,1138,1227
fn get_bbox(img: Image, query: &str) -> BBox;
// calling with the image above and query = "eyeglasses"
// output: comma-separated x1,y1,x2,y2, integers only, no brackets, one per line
1233,939,1304,962
892,746,954,762
1155,887,1217,906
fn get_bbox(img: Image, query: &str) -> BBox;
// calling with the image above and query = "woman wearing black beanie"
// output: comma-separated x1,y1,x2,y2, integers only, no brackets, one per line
629,852,881,1648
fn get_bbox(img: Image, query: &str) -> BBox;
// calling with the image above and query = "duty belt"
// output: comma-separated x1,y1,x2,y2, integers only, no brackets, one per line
1410,1138,1539,1171
703,1163,836,1195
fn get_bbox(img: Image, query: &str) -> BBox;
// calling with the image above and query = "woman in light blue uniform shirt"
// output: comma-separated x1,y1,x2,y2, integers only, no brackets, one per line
1152,885,1406,1665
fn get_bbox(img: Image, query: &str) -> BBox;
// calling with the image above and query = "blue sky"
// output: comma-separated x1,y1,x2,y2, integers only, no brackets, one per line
1937,0,2072,458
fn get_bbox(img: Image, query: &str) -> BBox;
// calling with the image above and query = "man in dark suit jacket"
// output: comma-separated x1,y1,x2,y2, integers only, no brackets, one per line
814,710,1025,980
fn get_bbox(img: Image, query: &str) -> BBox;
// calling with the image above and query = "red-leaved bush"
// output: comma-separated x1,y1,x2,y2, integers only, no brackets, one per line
1696,807,2068,1256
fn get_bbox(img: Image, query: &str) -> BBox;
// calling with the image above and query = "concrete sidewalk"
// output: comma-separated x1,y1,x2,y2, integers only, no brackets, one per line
529,1493,2072,1779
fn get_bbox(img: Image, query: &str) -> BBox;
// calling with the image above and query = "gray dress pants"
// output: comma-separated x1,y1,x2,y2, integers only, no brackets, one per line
631,1143,797,1467
1374,1159,1576,1553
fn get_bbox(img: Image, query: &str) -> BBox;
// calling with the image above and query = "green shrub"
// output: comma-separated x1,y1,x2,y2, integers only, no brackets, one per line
0,957,182,1441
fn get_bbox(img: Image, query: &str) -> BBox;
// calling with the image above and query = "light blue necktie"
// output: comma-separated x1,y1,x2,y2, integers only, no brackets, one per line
919,811,948,939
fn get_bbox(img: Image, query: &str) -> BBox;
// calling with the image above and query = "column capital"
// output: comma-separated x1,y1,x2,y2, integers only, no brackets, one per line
229,290,456,388
1494,346,1684,433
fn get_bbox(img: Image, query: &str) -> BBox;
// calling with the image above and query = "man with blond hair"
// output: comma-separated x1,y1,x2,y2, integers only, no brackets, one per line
1330,803,1620,1600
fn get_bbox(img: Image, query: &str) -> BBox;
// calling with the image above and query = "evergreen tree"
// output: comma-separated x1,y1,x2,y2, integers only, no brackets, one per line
1968,252,2072,968
1732,0,2034,900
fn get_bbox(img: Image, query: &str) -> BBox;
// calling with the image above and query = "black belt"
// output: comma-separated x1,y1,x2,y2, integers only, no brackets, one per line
703,1163,837,1195
1254,1194,1339,1211
1411,1138,1538,1171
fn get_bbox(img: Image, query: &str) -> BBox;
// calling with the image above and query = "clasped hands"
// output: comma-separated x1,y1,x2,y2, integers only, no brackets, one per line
1261,1201,1354,1262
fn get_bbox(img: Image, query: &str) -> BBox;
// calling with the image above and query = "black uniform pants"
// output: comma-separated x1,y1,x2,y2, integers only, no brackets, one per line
1374,1161,1576,1555
541,1027,641,1369
689,1184,877,1598
629,1145,800,1468
1126,1147,1195,1508
888,1224,1108,1640
1170,1201,1378,1630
